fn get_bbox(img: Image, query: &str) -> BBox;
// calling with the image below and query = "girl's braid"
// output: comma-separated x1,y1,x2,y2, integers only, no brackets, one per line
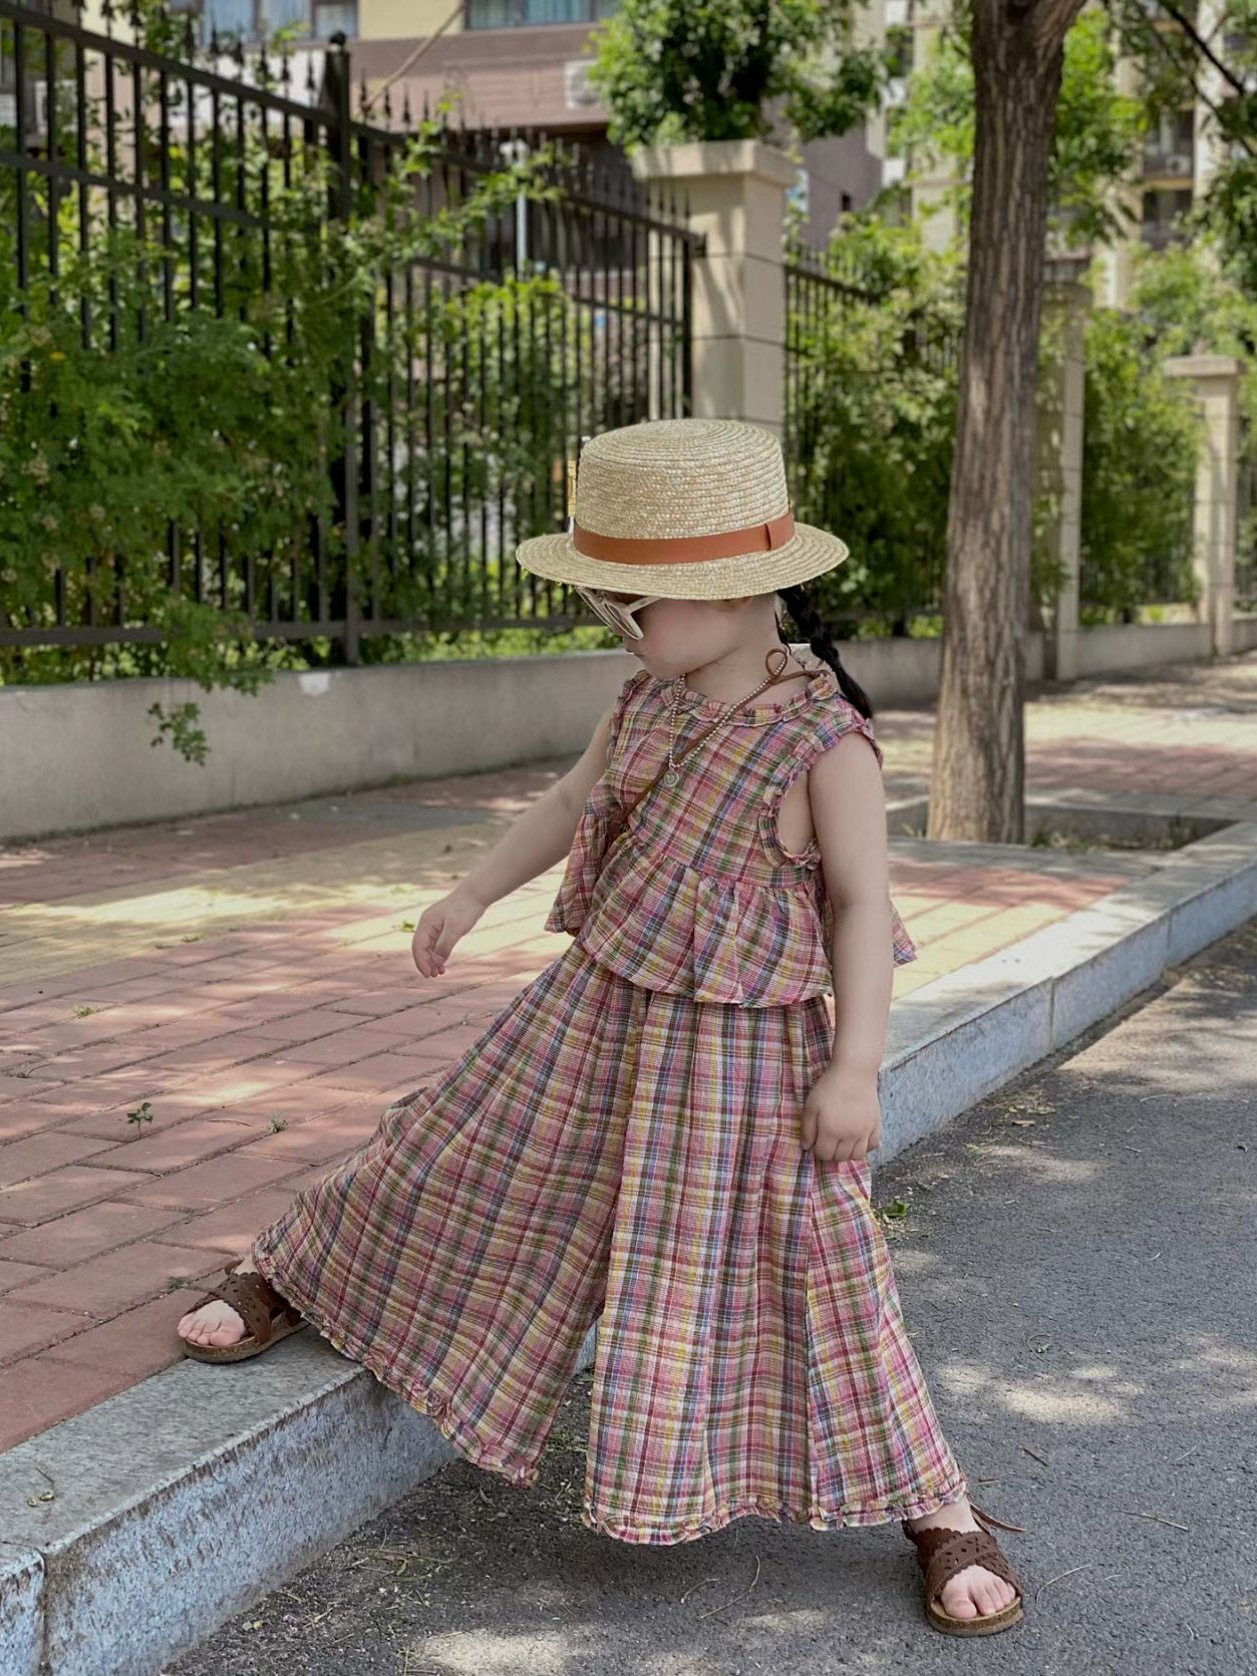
775,582,874,720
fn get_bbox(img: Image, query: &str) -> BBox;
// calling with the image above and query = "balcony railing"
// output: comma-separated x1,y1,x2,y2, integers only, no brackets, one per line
1142,148,1194,178
1141,220,1188,251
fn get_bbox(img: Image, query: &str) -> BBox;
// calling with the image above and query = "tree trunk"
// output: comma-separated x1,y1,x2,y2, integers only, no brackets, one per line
927,0,1086,844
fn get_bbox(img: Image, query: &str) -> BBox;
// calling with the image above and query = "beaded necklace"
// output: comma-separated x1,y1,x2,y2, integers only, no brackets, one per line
660,646,807,787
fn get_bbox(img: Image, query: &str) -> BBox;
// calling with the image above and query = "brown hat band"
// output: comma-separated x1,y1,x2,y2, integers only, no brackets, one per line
571,509,795,566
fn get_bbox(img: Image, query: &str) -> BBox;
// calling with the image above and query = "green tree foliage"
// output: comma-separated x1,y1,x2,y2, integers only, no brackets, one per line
1203,157,1257,297
586,0,889,147
785,214,964,634
1119,239,1257,596
791,1,1257,624
1106,0,1257,292
787,214,1244,626
891,6,1147,249
1077,305,1200,619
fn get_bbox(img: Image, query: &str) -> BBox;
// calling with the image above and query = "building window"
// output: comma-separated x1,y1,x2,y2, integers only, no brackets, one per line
311,2,357,35
466,0,620,27
1142,106,1195,179
787,167,809,218
1141,186,1192,250
196,0,358,42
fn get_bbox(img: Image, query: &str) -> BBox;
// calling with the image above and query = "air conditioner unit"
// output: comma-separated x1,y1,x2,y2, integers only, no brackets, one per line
565,59,597,109
1164,153,1192,174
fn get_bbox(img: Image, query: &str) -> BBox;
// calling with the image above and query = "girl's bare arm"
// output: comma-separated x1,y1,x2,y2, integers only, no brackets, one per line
809,732,897,1073
449,696,619,911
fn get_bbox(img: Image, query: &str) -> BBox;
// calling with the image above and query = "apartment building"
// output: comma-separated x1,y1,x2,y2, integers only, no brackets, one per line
1090,0,1232,307
897,0,1250,305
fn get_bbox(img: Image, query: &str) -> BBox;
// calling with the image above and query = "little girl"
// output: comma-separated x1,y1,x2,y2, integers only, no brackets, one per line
176,418,1024,1637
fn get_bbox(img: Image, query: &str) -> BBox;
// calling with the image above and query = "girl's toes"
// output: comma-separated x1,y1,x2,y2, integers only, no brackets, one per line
941,1580,977,1618
936,1560,1018,1622
979,1573,1014,1614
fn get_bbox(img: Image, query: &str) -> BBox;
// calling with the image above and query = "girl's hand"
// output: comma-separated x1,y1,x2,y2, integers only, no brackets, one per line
799,1061,882,1161
410,886,486,978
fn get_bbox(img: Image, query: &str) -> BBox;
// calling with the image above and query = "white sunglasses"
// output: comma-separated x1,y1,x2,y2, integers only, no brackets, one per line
574,585,662,640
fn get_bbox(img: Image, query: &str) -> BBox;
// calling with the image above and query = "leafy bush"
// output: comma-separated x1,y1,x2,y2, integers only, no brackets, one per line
0,84,604,755
785,219,1230,633
1077,306,1200,620
784,213,964,635
1115,241,1257,610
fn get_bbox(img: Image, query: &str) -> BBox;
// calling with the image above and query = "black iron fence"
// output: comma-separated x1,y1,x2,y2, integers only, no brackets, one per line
785,237,1227,629
1084,478,1201,615
0,0,703,661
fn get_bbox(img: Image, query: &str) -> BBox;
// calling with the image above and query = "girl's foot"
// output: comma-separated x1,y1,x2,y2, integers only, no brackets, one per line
177,1253,257,1348
904,1497,1019,1621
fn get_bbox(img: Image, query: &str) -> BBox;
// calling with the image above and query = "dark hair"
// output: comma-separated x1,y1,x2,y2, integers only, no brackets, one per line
774,583,873,720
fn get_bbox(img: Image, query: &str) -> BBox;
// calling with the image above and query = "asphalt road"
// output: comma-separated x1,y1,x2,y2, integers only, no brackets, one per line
168,914,1257,1676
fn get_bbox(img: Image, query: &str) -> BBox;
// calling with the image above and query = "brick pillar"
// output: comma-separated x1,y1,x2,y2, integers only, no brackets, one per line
1037,255,1092,682
1163,354,1244,657
629,139,794,438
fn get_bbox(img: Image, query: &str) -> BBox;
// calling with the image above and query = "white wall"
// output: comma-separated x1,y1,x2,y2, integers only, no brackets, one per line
4,621,1257,842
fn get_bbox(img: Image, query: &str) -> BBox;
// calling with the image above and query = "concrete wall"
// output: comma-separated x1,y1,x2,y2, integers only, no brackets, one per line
0,652,619,843
5,619,1257,843
361,0,461,37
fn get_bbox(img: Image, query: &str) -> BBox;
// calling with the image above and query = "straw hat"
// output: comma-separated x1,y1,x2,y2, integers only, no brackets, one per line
514,417,849,599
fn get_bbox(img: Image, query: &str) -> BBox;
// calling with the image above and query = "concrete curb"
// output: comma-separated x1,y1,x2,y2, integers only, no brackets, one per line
881,818,1257,1154
0,1322,601,1676
3,814,1256,1674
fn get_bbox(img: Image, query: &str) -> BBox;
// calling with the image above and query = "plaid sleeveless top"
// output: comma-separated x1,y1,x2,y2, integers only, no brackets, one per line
544,662,918,1006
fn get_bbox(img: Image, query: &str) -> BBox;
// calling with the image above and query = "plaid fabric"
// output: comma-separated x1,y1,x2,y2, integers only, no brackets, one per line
545,663,918,1005
251,941,967,1546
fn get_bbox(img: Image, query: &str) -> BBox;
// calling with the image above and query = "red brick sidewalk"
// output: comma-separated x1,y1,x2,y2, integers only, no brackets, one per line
2,651,1255,1452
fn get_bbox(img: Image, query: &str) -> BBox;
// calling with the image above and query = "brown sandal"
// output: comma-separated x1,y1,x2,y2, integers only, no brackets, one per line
901,1501,1026,1636
178,1258,307,1364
